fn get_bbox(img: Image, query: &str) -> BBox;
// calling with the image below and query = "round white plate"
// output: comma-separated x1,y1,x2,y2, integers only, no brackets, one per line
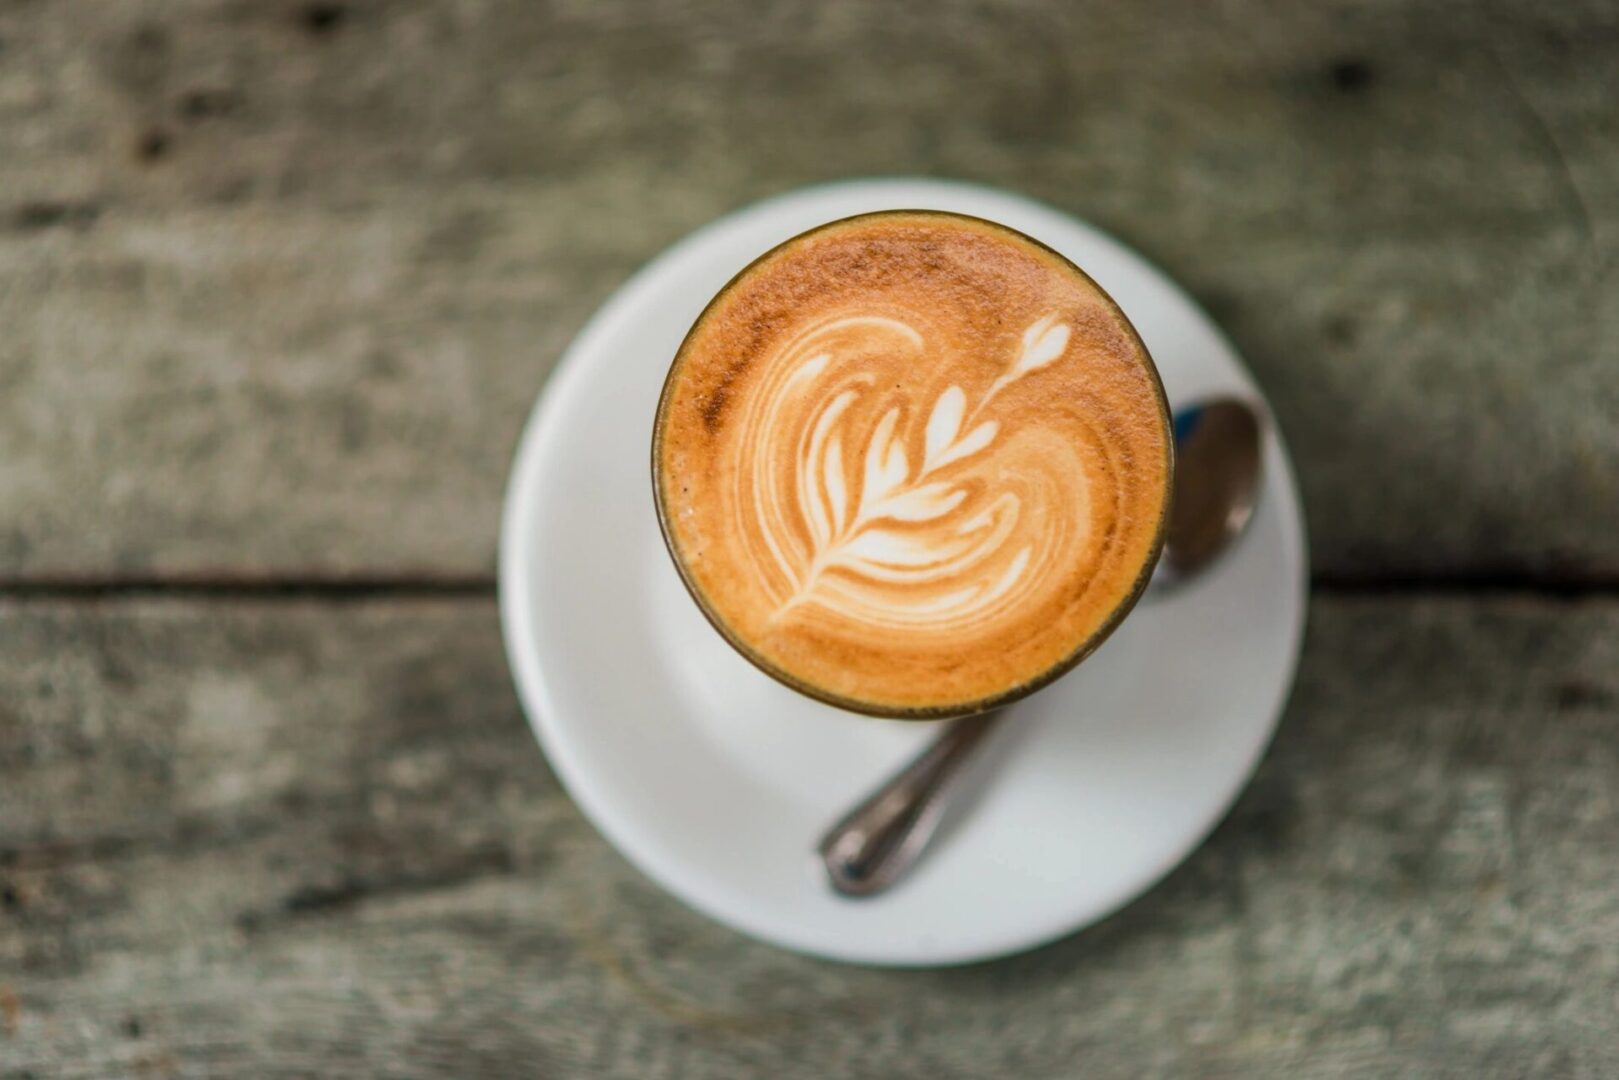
499,179,1308,967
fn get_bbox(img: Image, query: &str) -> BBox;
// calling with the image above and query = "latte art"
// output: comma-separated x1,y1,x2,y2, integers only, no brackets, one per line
655,212,1171,716
742,312,1080,634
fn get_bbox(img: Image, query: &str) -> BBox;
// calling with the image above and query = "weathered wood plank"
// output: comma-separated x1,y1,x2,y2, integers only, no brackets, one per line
0,1,1615,580
1,595,1616,1078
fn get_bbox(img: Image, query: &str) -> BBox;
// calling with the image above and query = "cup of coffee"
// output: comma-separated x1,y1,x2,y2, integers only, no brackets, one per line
652,211,1172,719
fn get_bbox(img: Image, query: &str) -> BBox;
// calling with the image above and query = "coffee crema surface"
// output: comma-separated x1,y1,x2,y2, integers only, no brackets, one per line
654,212,1171,716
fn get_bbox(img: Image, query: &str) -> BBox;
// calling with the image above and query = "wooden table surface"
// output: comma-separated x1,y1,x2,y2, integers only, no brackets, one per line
2,2,1616,1077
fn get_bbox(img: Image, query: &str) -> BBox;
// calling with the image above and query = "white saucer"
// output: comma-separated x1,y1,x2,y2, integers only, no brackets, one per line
499,179,1308,967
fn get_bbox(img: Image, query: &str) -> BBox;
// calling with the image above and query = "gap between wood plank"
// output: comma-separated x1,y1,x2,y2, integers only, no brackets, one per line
0,572,1615,600
0,573,494,600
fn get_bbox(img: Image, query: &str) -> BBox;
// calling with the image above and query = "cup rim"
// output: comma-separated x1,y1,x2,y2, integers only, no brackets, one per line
650,208,1175,720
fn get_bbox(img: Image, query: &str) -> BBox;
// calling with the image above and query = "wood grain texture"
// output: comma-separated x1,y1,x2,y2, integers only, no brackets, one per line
2,596,1616,1078
0,0,1615,581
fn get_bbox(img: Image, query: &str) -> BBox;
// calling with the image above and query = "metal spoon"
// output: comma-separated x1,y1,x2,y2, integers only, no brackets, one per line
817,397,1264,898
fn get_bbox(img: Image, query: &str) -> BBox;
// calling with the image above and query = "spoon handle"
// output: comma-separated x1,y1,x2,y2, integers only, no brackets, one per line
817,711,1003,897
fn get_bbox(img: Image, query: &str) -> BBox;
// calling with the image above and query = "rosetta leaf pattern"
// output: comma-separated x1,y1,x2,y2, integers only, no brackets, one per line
777,314,1072,615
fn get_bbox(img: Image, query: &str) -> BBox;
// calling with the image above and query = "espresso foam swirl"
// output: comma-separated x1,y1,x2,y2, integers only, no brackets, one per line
739,312,1082,634
656,212,1171,715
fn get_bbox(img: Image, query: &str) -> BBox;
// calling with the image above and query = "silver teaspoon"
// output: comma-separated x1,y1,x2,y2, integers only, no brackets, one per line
817,397,1265,898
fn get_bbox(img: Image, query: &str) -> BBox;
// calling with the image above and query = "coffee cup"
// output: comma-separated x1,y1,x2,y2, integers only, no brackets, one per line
653,210,1172,719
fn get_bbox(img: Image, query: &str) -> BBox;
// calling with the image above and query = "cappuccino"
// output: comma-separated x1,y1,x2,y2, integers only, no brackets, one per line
654,211,1171,717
